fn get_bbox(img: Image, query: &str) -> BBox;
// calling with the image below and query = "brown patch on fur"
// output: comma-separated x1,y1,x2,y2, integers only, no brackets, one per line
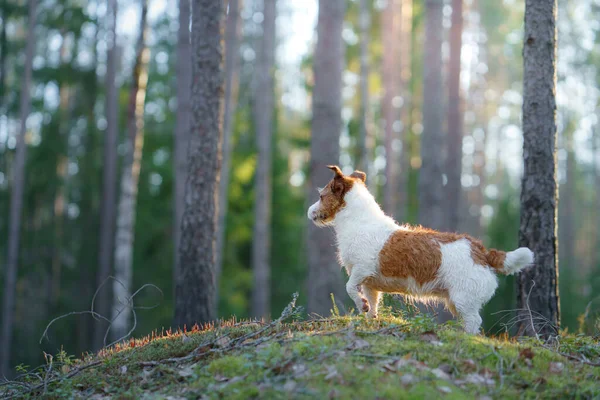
485,249,506,271
378,229,443,285
378,225,507,283
312,166,357,224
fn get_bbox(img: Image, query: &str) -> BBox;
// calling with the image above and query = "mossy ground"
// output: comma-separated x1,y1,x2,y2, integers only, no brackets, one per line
4,309,600,399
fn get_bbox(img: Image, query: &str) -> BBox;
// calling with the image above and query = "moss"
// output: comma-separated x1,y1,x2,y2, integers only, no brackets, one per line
9,315,600,399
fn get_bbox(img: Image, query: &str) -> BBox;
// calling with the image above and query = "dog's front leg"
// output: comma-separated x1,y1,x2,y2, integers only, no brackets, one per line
346,270,370,313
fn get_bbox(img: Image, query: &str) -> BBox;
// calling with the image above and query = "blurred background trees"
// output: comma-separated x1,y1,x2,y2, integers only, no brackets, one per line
1,0,600,376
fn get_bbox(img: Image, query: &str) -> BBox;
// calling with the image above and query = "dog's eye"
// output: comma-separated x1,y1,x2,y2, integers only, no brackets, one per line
319,194,323,200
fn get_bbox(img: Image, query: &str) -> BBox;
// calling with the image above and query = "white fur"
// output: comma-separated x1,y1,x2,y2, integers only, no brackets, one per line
307,182,533,334
503,247,534,275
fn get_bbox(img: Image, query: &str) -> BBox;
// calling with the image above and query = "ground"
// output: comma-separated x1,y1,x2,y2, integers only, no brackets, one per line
2,298,600,399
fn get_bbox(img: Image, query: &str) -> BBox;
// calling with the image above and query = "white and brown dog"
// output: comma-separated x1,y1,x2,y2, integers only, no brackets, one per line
307,165,534,334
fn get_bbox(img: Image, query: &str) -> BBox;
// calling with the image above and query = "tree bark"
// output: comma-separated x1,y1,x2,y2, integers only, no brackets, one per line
357,0,370,174
174,0,224,327
517,0,559,338
111,0,149,342
307,0,347,316
93,0,120,351
418,0,444,230
445,0,463,232
216,0,242,297
251,0,276,320
173,0,192,312
381,0,397,216
418,0,452,323
397,0,412,220
0,0,37,377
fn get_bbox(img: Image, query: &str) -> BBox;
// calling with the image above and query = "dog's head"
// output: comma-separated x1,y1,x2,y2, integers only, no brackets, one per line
307,165,367,227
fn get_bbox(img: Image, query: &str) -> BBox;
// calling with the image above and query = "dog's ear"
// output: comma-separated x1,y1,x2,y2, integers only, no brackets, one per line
326,165,344,178
350,170,366,183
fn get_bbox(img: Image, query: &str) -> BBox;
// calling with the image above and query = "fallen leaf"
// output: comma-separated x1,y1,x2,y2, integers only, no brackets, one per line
324,365,340,381
120,365,128,375
519,348,535,360
400,373,416,385
272,360,294,375
420,331,443,346
292,363,308,378
283,380,296,392
438,386,452,394
347,339,370,350
549,362,564,374
459,373,495,387
431,368,451,381
438,364,453,375
214,374,229,382
178,364,196,378
215,336,231,348
462,359,476,372
181,334,192,344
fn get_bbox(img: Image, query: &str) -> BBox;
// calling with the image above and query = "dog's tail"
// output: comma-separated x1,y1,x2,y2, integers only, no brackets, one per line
487,247,534,275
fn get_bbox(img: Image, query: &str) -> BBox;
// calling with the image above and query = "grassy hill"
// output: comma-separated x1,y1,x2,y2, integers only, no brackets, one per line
2,299,600,399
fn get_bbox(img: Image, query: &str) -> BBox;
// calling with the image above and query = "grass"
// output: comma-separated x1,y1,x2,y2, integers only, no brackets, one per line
3,303,600,399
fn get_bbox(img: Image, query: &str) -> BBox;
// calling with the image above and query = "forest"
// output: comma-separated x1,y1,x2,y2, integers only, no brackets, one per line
1,0,600,397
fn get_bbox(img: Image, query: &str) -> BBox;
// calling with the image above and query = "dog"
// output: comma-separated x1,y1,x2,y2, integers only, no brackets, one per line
307,165,534,334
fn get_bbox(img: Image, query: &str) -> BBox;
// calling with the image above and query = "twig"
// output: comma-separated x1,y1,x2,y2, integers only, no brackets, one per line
541,345,600,367
40,277,163,348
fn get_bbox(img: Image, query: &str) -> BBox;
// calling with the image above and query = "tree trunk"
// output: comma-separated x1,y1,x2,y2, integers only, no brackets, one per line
381,0,397,216
216,0,242,297
0,0,37,377
445,0,463,232
357,0,370,174
559,123,575,276
111,0,149,342
418,0,444,230
307,0,346,316
174,0,224,327
593,121,600,278
418,0,451,323
397,0,412,221
251,0,276,320
173,0,192,312
93,0,119,350
517,0,559,338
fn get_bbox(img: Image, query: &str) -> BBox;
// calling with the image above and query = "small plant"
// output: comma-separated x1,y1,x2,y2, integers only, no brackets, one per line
330,293,340,317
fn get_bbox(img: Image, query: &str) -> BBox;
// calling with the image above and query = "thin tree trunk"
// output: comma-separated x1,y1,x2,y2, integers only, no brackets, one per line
397,0,412,221
559,124,575,276
517,0,559,338
418,0,444,230
445,0,463,232
173,0,191,307
174,0,224,327
251,0,276,320
381,0,396,215
593,121,600,276
0,0,37,377
111,0,149,342
216,0,242,298
418,0,451,323
357,0,370,174
307,0,346,316
94,0,119,350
